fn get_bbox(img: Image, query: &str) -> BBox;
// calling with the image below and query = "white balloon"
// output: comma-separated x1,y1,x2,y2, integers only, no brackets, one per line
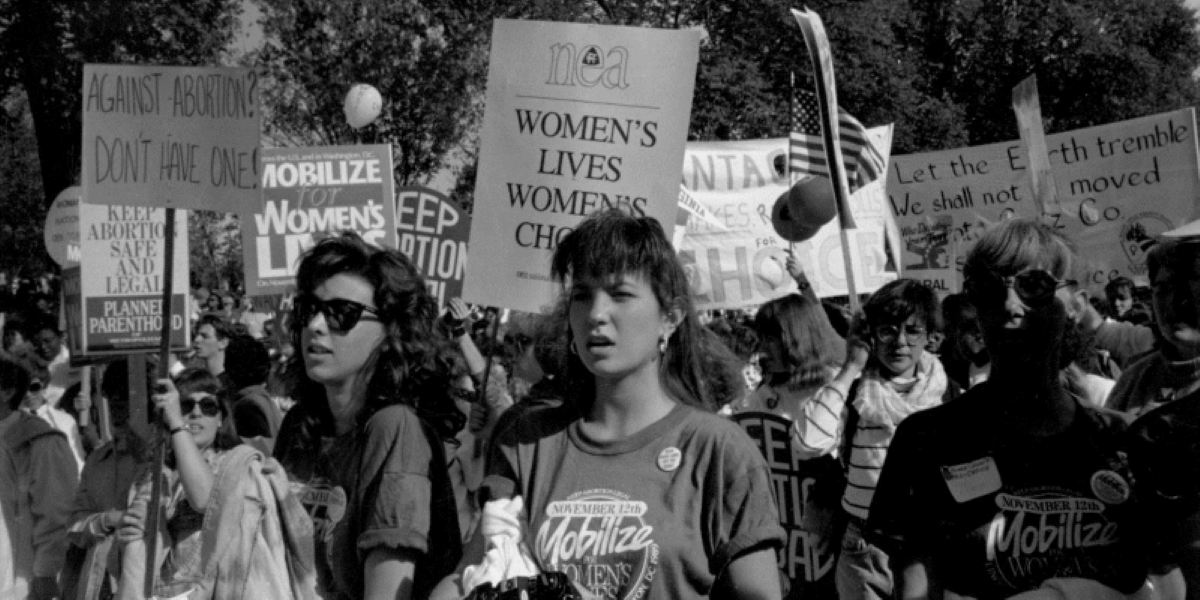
344,84,383,129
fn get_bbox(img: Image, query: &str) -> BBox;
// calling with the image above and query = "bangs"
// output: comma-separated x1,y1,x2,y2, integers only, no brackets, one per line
295,236,372,294
551,211,674,288
965,219,1077,280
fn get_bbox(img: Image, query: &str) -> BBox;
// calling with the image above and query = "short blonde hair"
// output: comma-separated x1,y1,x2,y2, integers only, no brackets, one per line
963,218,1078,282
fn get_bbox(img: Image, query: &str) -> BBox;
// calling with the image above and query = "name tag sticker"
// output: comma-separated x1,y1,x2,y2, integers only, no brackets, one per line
940,457,1002,503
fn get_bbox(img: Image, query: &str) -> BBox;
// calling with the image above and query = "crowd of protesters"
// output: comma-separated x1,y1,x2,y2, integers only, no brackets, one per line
1,211,1199,599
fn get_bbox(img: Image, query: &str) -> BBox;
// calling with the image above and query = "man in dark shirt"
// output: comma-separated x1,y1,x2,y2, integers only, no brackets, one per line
223,333,281,454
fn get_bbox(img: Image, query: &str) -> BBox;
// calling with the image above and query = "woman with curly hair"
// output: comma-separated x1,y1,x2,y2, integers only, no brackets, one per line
273,232,465,600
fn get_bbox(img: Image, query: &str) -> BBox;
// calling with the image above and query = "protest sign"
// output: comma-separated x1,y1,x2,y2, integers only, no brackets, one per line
81,64,260,213
463,19,700,312
241,145,397,296
887,109,1200,291
69,204,189,354
44,186,83,267
679,134,899,310
395,186,470,307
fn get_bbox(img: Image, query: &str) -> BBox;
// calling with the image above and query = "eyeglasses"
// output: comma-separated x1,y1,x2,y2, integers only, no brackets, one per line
181,395,221,417
965,269,1070,308
874,324,928,346
294,294,381,333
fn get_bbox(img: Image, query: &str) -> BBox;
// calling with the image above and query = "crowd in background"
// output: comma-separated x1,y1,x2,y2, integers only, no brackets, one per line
1,212,1199,600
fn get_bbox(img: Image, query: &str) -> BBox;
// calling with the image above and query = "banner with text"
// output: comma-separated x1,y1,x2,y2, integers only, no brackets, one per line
242,145,397,296
463,19,700,312
680,134,899,310
395,187,470,307
887,108,1200,291
81,64,260,212
74,204,189,354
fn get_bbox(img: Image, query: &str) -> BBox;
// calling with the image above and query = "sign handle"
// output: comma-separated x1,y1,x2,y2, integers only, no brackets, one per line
143,206,176,598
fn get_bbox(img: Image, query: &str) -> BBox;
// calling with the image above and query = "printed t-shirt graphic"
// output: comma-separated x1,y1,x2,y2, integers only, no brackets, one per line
535,489,660,600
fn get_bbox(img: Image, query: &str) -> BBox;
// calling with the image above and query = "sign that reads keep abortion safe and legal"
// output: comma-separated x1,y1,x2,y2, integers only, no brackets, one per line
464,19,700,312
888,109,1200,291
74,204,189,354
242,145,397,296
81,64,260,213
395,187,470,307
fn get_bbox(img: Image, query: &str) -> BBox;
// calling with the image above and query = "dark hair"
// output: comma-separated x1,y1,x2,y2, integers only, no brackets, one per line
550,210,714,410
863,278,942,333
26,315,61,339
195,313,234,340
276,232,465,467
0,357,32,411
754,293,845,387
173,367,240,451
1104,276,1135,299
224,333,270,388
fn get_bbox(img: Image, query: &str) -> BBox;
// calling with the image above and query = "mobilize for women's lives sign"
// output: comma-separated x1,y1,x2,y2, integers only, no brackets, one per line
81,64,260,213
888,108,1200,291
63,204,190,355
464,19,700,313
241,145,398,296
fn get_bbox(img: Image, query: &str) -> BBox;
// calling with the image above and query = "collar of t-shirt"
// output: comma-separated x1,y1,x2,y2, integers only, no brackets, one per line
568,402,690,456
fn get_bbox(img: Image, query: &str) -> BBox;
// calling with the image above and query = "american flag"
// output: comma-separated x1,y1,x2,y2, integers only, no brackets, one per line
789,89,885,193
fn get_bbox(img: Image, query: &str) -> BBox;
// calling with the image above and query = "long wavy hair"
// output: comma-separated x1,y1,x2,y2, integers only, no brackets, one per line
754,293,845,388
550,210,716,411
274,233,464,472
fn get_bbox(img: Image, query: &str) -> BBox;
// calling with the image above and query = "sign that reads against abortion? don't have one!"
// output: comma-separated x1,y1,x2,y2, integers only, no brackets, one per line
464,19,700,313
81,64,260,212
241,145,397,296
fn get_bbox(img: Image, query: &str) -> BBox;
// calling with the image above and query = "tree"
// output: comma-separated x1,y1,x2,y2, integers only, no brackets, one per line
188,211,244,292
0,91,54,277
0,0,242,208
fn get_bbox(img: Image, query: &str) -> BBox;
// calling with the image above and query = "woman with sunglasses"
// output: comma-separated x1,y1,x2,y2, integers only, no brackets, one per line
868,218,1183,598
273,232,464,600
434,210,784,600
790,278,952,600
117,368,241,599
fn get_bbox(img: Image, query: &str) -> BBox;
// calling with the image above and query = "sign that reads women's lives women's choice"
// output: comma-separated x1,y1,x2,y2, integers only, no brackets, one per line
464,19,700,313
81,64,261,213
241,145,398,296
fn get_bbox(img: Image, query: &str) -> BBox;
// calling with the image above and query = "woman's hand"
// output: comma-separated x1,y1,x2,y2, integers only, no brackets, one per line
116,502,146,543
844,314,872,374
152,378,185,431
446,297,472,327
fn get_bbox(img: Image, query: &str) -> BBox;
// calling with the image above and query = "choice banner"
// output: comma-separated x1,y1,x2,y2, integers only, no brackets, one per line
241,145,397,296
395,187,470,307
887,108,1200,291
67,203,189,355
81,64,260,212
463,19,701,313
679,133,900,310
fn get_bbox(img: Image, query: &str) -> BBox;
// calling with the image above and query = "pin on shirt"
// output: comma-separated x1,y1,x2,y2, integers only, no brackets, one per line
658,446,682,472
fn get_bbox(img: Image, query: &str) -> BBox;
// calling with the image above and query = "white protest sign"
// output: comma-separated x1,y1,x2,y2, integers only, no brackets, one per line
463,19,700,312
81,64,260,212
680,134,898,310
887,109,1200,291
73,204,189,354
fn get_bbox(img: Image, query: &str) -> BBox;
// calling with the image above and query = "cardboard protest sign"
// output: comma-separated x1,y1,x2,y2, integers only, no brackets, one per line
887,109,1200,290
463,19,700,312
395,187,470,307
44,186,83,267
241,145,397,296
67,204,189,354
81,64,260,212
679,134,899,310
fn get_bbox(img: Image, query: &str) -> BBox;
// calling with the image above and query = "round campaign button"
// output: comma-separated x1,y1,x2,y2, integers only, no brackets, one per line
658,446,681,472
1090,469,1131,505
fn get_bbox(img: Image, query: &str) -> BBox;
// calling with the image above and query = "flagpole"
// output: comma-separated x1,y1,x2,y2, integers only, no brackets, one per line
792,8,861,313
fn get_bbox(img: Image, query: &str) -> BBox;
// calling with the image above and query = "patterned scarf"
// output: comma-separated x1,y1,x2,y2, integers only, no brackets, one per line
853,352,948,431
